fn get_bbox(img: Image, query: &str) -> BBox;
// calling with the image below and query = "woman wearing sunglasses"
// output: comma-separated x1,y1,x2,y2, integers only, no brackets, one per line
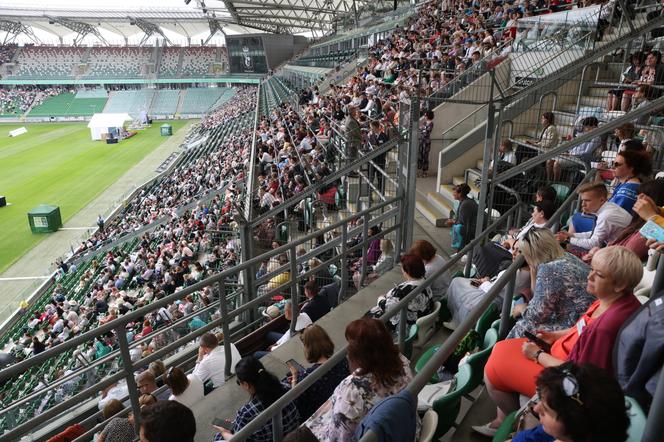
508,363,631,442
472,246,642,437
609,150,652,214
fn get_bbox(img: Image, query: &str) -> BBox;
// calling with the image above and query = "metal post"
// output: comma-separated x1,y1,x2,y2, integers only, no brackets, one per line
116,326,142,435
475,71,497,242
651,255,664,295
359,213,369,287
642,361,664,442
271,408,284,442
397,309,408,352
340,223,349,304
217,281,233,378
239,220,256,325
486,101,504,224
499,272,517,339
401,95,419,253
288,246,300,335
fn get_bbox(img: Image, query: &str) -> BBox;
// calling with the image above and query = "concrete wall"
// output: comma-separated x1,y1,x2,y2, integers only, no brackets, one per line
428,59,512,172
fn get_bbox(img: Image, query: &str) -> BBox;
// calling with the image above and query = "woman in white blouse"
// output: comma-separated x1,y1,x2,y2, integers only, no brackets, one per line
164,366,203,409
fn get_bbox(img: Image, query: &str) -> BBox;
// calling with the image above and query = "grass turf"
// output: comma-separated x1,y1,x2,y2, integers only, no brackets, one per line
0,120,189,273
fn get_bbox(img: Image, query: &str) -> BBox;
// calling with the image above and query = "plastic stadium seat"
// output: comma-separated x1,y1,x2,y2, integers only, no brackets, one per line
626,396,647,442
491,410,518,442
475,304,500,339
432,364,474,437
415,301,442,348
465,327,499,391
403,324,419,360
415,345,442,384
418,409,439,442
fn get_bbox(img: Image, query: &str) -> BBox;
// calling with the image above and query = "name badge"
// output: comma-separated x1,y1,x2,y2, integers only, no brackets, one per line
577,318,586,336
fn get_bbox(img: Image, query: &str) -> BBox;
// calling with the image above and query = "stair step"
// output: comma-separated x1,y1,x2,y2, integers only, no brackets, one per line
427,192,453,218
476,159,484,171
416,199,447,227
552,111,577,127
587,86,611,98
578,95,606,108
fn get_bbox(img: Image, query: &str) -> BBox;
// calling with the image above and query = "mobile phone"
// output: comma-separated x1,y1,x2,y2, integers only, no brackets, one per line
524,331,552,353
640,220,664,242
212,418,233,431
470,279,481,287
286,358,304,372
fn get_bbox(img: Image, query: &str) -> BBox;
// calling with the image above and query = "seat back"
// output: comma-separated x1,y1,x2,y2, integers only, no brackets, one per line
465,328,499,391
475,304,499,338
491,410,518,442
433,363,474,437
404,324,419,360
418,409,439,442
626,396,647,442
415,301,442,348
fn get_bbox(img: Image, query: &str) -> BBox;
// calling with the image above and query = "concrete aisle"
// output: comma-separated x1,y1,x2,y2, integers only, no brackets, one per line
0,121,194,323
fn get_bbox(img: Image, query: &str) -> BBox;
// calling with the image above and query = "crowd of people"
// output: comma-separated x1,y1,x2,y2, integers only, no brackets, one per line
0,86,71,115
5,0,664,440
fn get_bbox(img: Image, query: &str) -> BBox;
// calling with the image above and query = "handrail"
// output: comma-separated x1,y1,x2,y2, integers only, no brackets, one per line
231,202,522,441
358,170,599,442
496,95,664,184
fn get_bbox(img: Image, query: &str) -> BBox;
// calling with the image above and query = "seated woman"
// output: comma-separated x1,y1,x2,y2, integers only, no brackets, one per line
583,178,664,262
507,228,594,339
473,246,642,436
373,254,434,331
510,363,631,442
284,325,349,420
352,239,395,290
446,244,530,329
408,240,452,300
164,366,203,409
609,149,652,214
213,356,300,441
305,318,414,442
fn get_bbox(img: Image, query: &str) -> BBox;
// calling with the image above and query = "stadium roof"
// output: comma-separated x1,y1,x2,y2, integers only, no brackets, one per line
0,0,371,44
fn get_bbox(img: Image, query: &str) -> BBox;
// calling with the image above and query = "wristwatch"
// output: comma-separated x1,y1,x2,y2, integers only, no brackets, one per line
534,349,544,363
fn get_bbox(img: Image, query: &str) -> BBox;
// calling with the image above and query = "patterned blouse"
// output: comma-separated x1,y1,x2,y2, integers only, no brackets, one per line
378,279,434,329
212,394,300,442
507,253,595,339
305,355,413,442
99,417,135,442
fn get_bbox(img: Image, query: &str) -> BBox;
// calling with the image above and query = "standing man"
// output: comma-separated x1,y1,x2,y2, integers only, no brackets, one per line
343,106,362,165
367,120,389,193
97,214,105,233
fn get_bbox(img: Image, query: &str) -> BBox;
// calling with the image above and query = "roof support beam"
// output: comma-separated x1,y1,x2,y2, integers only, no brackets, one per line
130,18,171,46
0,19,40,45
204,18,226,45
46,16,108,46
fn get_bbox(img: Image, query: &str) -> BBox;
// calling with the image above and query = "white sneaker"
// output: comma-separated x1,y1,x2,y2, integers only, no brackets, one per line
471,423,499,437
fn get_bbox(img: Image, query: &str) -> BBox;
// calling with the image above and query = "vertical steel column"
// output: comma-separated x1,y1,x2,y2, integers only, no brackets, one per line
116,326,142,435
474,72,497,244
499,272,517,339
217,280,233,378
288,246,300,335
401,95,419,253
485,101,504,231
359,213,369,287
271,408,284,442
397,309,408,352
239,220,256,325
340,223,349,304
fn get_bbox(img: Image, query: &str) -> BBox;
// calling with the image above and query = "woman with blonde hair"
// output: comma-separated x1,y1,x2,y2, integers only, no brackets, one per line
507,228,595,339
474,246,642,436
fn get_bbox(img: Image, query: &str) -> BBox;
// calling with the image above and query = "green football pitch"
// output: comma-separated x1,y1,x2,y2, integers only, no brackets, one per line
0,121,189,274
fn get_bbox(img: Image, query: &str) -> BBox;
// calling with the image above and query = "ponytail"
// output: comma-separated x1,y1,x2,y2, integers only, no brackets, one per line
235,356,285,407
